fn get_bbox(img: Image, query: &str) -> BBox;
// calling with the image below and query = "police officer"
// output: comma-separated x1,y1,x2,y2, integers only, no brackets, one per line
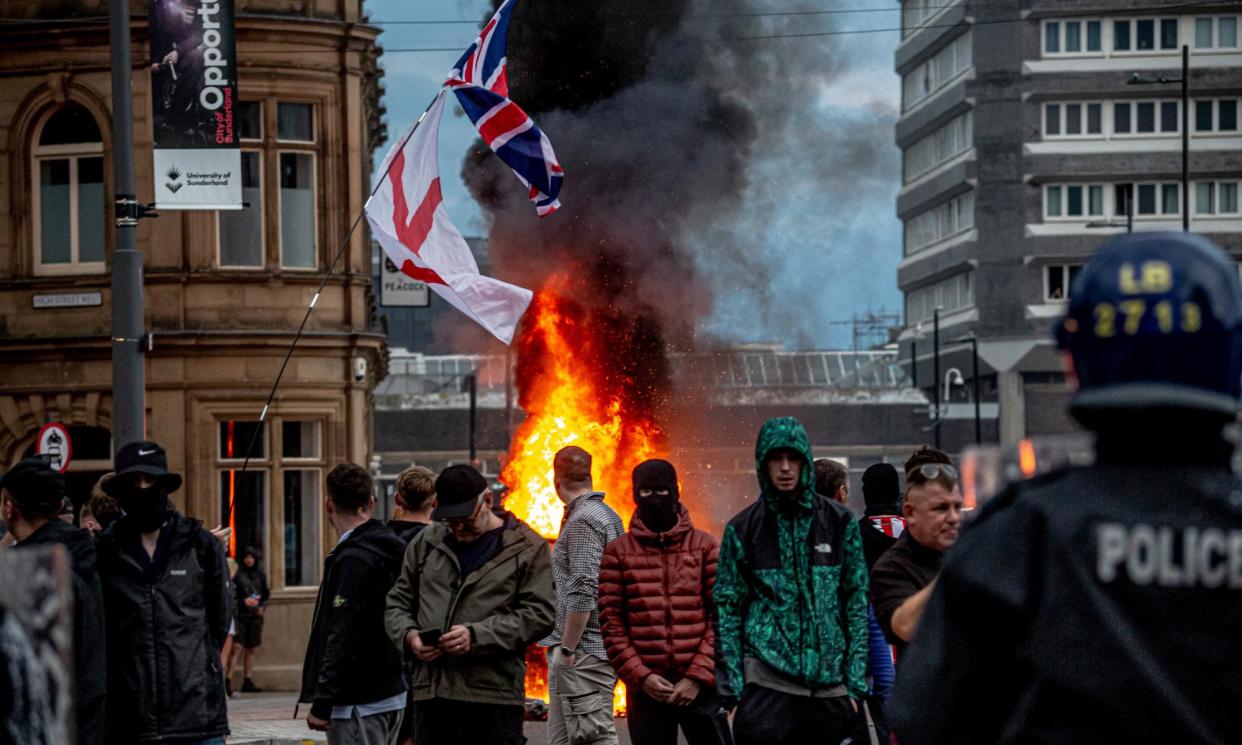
888,232,1242,744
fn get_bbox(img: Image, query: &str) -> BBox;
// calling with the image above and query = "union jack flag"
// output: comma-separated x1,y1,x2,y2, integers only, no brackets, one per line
446,0,564,217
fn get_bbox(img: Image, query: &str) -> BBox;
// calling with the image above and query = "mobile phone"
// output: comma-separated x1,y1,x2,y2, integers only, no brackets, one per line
417,628,442,647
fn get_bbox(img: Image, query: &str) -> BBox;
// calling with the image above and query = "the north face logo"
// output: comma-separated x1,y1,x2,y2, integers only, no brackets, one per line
813,543,833,554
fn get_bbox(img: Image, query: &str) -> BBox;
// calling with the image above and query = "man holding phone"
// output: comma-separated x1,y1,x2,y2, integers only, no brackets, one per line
385,465,555,745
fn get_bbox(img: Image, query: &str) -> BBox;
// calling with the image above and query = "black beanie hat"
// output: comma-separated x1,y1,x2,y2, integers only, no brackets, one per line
632,459,679,500
861,463,901,514
0,457,66,517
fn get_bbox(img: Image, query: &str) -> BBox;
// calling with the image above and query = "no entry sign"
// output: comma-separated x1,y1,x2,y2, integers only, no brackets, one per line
35,423,72,474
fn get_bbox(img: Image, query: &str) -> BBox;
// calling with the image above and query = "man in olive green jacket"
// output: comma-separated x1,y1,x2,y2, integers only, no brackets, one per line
385,465,555,745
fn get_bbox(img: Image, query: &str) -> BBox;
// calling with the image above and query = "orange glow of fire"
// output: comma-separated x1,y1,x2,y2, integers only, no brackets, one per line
506,281,654,718
501,283,664,538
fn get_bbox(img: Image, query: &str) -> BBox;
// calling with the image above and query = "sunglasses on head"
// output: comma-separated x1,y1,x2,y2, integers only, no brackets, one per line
906,463,959,483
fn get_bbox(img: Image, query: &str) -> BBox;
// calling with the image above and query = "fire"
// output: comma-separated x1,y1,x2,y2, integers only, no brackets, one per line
501,280,665,537
506,279,660,719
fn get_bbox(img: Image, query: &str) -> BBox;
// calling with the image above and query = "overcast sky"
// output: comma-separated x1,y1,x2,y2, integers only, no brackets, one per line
365,0,904,350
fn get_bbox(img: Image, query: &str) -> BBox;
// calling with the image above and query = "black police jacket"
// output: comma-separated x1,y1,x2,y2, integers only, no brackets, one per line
20,520,107,745
890,461,1242,744
96,512,231,744
299,518,407,720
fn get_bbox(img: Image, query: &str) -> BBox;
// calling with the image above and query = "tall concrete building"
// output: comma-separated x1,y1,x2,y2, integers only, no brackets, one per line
895,0,1242,444
0,0,386,687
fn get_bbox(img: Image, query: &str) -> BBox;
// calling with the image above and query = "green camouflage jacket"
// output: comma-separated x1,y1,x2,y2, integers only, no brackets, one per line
714,417,870,700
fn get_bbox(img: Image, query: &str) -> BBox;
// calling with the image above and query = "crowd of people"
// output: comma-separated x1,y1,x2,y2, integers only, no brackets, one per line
1,231,1239,745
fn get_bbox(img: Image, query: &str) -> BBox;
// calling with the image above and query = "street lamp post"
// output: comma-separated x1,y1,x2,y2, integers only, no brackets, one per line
1128,44,1190,231
968,336,981,445
932,307,941,449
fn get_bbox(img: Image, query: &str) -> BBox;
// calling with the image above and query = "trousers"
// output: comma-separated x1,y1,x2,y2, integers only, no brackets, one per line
326,708,402,745
732,685,859,745
547,647,619,745
411,698,525,745
626,685,733,745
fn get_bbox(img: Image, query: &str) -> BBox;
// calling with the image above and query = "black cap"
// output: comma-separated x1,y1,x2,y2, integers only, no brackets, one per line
862,463,900,513
0,457,66,517
106,441,183,494
432,465,488,520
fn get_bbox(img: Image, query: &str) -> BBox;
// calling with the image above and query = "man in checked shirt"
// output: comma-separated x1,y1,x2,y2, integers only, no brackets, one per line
543,446,624,745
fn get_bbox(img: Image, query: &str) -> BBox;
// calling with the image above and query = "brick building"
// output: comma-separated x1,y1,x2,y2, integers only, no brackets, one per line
0,0,386,688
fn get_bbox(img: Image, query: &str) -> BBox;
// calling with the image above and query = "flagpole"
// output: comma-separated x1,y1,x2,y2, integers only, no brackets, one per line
231,90,448,514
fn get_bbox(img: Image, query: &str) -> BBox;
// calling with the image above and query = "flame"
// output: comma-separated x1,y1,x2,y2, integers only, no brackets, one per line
502,281,665,537
506,280,656,719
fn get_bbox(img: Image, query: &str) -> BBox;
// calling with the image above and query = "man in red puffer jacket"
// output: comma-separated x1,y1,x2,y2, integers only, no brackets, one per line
599,460,733,745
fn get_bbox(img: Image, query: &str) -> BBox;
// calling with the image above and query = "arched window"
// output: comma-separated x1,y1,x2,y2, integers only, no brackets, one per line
32,104,106,275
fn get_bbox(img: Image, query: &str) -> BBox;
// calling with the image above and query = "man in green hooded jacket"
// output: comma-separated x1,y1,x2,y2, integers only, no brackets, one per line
715,417,869,745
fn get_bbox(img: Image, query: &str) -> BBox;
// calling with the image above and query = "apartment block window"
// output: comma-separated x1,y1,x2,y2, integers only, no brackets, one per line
1113,100,1180,135
1125,182,1181,216
903,110,973,182
1195,181,1240,215
1045,184,1104,219
904,191,975,255
1044,20,1102,55
905,272,974,326
1194,98,1240,132
902,31,972,110
1194,16,1239,49
1113,18,1179,53
32,104,106,276
1044,102,1102,138
218,417,324,588
277,103,317,269
1045,265,1083,301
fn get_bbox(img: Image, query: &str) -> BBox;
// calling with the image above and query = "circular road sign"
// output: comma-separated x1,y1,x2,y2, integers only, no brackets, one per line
36,423,72,474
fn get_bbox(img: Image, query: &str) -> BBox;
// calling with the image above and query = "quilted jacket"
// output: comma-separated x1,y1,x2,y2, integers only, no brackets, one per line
598,504,719,688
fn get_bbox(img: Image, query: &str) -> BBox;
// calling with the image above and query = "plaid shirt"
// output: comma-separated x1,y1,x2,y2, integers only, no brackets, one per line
540,491,624,659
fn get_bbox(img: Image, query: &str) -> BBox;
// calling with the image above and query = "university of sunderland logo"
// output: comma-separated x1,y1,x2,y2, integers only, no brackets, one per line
165,166,184,193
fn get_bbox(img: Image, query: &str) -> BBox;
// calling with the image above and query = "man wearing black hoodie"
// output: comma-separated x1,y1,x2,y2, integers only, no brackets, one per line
96,441,231,745
857,463,906,572
231,546,270,693
1,457,106,745
301,463,407,744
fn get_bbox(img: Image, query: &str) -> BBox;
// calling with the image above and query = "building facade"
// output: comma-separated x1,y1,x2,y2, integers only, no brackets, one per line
895,0,1242,443
0,0,386,688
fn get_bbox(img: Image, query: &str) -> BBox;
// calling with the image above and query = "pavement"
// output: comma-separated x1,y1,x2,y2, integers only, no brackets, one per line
227,691,638,745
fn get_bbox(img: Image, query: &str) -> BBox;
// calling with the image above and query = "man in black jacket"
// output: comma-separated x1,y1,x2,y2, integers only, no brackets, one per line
301,463,407,744
1,457,106,745
96,441,231,745
891,232,1242,744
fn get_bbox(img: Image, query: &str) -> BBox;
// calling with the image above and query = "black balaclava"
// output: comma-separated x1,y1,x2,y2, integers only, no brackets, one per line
632,459,680,533
113,479,170,533
861,463,902,517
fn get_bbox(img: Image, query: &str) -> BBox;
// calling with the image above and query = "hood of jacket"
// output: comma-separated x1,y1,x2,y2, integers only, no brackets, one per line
754,416,815,513
22,519,98,579
629,502,694,547
336,518,405,566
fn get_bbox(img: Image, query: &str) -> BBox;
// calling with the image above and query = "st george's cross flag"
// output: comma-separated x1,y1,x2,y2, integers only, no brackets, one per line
366,92,532,344
446,0,564,216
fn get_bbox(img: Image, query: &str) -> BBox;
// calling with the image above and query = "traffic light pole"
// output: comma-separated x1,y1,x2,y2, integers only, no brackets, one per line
109,0,146,452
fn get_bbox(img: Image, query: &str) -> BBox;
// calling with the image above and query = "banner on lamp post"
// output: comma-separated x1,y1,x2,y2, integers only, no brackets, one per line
149,0,242,210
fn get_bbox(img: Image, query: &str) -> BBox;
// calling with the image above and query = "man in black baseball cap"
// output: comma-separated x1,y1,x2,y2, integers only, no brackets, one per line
1,456,106,745
95,439,231,745
385,465,555,745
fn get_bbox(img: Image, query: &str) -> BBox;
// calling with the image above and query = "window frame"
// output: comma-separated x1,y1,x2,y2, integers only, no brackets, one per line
1112,99,1181,137
1043,18,1104,58
1043,183,1105,220
215,415,328,590
903,190,975,255
1194,15,1240,50
1109,17,1183,56
1043,264,1083,302
1043,101,1104,139
1194,180,1241,216
1192,97,1241,134
277,147,319,271
31,113,107,277
216,148,266,269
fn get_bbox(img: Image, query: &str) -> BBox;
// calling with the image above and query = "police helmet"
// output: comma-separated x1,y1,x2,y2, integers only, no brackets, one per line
1054,232,1242,418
